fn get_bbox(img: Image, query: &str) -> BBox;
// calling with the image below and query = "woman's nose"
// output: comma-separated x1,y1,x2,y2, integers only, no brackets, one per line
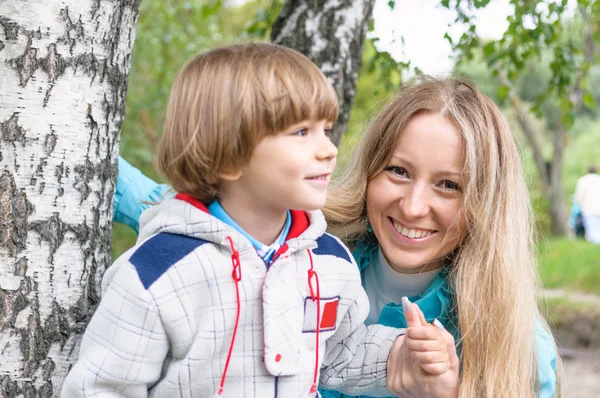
400,183,430,219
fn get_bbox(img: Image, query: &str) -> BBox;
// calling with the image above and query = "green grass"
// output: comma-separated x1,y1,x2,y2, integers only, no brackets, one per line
538,237,600,295
112,223,138,261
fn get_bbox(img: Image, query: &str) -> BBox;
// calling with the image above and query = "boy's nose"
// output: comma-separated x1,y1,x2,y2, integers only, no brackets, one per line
316,134,338,161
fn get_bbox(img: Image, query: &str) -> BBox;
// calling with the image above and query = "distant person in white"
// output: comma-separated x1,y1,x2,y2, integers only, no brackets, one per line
574,165,600,243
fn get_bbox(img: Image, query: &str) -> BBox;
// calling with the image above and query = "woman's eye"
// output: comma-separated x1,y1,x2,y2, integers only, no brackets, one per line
292,128,308,137
440,180,462,192
383,165,408,178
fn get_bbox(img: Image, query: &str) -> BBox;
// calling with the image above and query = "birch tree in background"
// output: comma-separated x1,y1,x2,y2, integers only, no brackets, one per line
271,0,376,146
0,0,140,396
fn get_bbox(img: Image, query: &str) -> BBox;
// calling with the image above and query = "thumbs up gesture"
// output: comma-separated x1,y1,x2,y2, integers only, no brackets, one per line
386,297,460,398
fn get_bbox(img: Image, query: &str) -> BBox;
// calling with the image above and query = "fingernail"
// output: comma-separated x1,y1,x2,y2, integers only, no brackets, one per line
433,318,446,331
401,296,411,314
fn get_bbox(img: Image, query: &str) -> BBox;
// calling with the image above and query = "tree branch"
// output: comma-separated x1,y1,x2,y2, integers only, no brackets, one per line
495,63,550,188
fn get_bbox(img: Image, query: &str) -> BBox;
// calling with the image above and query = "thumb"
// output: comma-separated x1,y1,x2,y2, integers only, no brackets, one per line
402,296,421,328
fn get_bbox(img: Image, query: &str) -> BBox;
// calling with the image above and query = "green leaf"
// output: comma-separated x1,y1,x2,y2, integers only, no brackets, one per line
443,32,453,45
388,0,395,9
483,41,496,58
583,92,596,109
498,85,510,101
562,112,575,129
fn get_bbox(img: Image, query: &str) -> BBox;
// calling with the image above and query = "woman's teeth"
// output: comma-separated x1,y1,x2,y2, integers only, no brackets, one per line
392,220,434,239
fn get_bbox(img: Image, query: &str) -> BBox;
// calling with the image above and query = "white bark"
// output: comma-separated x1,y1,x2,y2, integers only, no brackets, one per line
0,1,140,396
271,0,376,146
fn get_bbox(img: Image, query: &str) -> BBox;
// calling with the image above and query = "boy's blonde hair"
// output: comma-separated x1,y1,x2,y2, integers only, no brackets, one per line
156,43,339,202
325,76,562,398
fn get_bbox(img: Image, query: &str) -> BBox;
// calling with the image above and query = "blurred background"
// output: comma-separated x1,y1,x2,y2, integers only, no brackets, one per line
114,1,600,395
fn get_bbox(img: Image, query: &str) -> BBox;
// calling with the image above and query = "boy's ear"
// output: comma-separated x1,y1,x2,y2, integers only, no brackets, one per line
219,169,242,181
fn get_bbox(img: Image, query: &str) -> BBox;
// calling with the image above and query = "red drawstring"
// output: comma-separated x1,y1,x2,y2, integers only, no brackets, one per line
307,250,320,396
216,236,242,397
216,242,320,397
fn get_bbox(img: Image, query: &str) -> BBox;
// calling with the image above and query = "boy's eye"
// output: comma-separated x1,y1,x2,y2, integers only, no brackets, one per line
383,165,408,178
324,128,333,138
292,128,308,137
439,180,462,192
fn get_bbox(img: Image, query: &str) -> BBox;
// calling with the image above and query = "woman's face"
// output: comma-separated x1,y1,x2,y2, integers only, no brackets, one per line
366,112,468,274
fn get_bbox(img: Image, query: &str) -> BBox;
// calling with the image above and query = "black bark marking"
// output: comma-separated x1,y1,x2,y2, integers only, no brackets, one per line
0,258,31,331
43,301,71,349
0,171,34,256
19,297,46,377
55,162,65,184
42,359,55,379
0,40,5,52
73,159,94,203
29,213,67,265
59,7,85,54
0,16,19,40
69,219,90,246
1,113,27,147
40,43,67,107
90,0,101,19
73,52,99,82
0,376,19,396
8,36,38,87
43,129,57,155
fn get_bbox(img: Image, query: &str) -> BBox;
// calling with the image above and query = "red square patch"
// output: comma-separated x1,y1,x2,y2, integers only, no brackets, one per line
320,301,338,329
302,296,339,332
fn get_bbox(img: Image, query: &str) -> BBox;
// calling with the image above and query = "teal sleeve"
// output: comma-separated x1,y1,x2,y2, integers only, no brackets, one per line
535,322,558,398
114,156,173,233
319,389,342,398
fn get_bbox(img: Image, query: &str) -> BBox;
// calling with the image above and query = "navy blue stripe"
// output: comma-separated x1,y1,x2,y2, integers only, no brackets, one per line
130,232,209,289
313,233,352,263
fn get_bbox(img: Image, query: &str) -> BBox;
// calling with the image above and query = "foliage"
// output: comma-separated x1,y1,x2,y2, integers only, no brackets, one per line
444,0,600,129
121,0,267,182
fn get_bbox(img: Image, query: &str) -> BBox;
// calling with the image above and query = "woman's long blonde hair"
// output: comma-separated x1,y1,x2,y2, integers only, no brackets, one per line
324,77,561,397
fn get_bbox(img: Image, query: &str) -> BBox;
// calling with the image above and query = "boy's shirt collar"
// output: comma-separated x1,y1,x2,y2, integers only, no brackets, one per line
168,193,318,256
207,200,291,263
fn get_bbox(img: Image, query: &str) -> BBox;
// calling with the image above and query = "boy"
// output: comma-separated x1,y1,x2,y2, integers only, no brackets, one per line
62,43,406,397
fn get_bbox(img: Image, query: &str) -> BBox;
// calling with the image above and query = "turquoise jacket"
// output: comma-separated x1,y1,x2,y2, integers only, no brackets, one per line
319,242,557,398
113,156,558,398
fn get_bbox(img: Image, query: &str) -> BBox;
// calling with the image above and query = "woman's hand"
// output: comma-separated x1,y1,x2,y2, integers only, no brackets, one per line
386,298,459,398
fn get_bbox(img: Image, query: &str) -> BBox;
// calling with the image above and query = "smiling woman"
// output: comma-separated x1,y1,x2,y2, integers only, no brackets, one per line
366,112,468,274
324,76,561,398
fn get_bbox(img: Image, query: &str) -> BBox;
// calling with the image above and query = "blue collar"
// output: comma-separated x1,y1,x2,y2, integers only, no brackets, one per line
207,201,291,263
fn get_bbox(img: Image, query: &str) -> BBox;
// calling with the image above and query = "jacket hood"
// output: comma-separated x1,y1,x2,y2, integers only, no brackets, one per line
138,198,327,254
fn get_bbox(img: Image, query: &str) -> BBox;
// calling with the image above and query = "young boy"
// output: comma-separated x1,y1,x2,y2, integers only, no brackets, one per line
62,43,407,398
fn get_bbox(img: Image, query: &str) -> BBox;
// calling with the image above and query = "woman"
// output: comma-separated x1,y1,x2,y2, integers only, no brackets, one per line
113,77,560,397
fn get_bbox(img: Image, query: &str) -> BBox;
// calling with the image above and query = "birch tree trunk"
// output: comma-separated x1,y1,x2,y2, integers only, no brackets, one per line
0,1,140,396
271,0,376,146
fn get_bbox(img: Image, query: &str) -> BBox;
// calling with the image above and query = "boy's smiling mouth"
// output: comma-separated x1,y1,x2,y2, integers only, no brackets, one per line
305,172,332,181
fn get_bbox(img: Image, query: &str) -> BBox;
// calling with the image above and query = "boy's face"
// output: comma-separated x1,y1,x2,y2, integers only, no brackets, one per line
224,119,337,213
